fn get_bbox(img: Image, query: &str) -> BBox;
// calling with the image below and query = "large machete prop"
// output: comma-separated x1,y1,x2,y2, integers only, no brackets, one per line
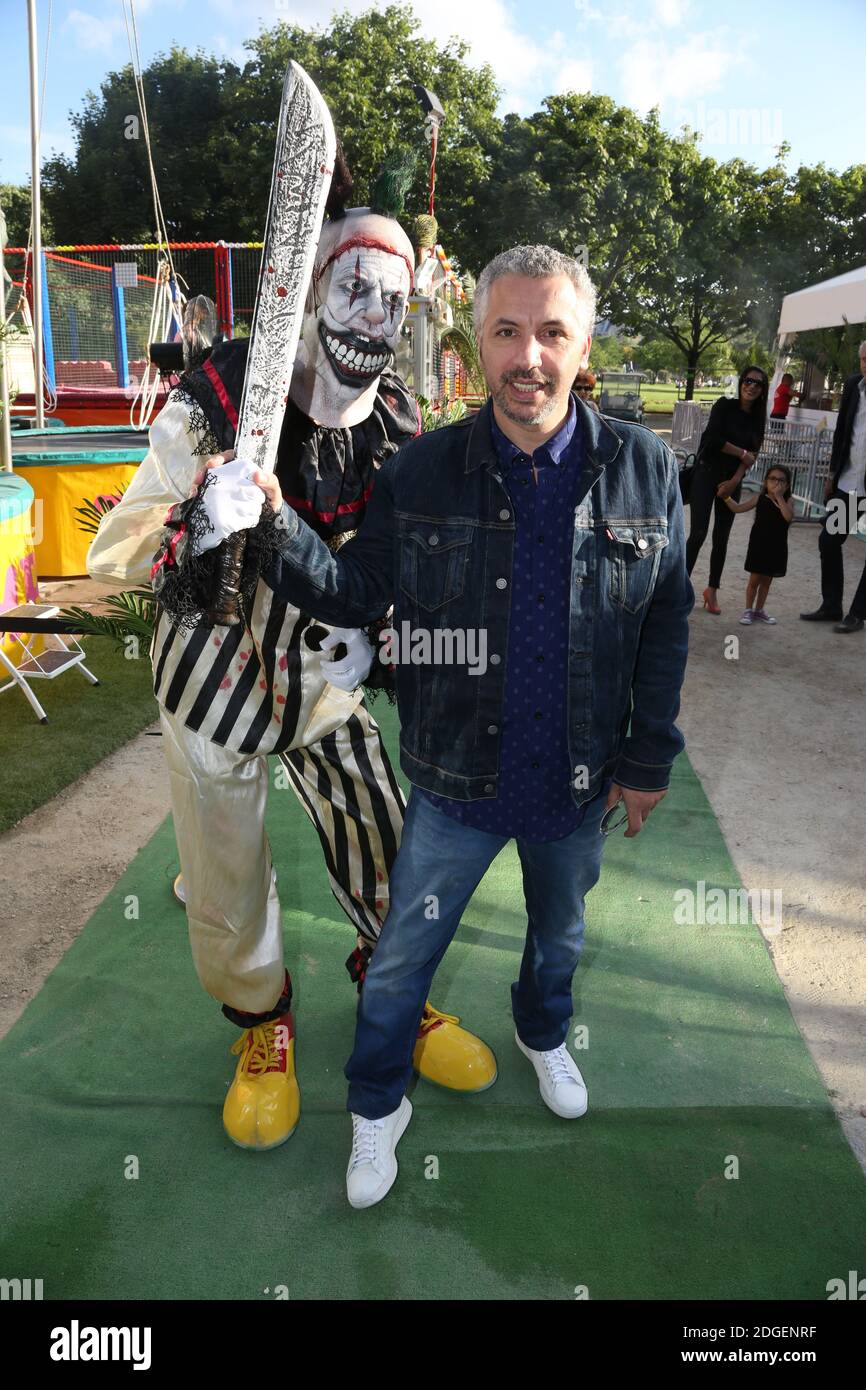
207,62,336,626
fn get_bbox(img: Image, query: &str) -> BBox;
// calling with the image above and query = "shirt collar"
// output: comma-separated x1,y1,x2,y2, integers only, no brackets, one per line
490,395,578,469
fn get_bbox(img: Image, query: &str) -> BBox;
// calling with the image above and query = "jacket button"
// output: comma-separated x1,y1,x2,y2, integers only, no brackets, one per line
499,509,510,520
489,653,501,665
496,577,507,589
487,724,498,734
484,783,495,793
637,537,648,550
428,534,439,546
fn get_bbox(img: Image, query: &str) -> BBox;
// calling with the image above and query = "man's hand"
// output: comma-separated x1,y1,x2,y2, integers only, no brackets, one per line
605,783,667,838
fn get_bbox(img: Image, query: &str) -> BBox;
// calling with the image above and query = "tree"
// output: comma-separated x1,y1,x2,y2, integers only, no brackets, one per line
0,183,54,248
42,49,235,242
464,94,684,307
618,148,786,398
231,9,499,265
40,7,500,263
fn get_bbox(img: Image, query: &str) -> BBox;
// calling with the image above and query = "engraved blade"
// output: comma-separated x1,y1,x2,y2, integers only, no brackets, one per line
235,61,336,472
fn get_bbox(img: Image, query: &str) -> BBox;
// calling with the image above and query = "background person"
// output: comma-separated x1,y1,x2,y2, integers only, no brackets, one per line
800,341,866,634
721,465,794,624
685,365,769,614
572,366,599,411
770,372,802,420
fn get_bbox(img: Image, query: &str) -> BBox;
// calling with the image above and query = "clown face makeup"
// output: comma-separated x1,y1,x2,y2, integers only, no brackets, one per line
290,210,414,428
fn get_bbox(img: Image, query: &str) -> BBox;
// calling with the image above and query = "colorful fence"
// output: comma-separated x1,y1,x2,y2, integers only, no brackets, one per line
3,242,264,393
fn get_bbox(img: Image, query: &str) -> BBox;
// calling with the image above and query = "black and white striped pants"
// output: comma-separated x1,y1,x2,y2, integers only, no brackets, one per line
160,702,406,1014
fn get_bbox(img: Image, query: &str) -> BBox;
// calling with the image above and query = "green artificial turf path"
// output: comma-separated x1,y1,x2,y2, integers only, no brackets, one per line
1,702,863,1300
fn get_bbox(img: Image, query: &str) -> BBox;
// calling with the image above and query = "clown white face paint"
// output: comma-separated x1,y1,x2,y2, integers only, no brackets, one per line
290,210,414,427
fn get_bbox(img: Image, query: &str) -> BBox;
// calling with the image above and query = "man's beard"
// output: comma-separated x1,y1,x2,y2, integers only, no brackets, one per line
491,369,560,426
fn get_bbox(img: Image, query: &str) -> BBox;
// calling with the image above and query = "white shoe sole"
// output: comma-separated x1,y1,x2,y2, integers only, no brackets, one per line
515,1032,588,1119
347,1098,413,1210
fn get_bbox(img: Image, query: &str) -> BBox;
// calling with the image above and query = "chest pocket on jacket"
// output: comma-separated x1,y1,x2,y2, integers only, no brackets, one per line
399,520,473,611
607,523,668,614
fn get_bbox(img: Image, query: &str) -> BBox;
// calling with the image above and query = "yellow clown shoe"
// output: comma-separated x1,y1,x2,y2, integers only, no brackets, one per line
223,1011,300,1150
412,1003,498,1093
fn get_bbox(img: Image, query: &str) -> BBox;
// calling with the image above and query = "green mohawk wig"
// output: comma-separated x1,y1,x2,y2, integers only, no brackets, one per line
370,150,416,220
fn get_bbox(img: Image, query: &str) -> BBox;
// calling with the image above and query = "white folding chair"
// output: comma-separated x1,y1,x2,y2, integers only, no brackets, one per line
0,603,99,723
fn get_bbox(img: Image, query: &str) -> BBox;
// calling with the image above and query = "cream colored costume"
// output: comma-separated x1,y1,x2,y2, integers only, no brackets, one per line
88,394,403,1013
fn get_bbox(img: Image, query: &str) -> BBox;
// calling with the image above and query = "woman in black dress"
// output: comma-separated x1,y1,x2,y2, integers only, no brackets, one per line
685,365,769,613
721,465,794,624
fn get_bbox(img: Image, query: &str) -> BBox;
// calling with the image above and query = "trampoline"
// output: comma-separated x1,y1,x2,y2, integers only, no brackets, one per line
10,426,149,577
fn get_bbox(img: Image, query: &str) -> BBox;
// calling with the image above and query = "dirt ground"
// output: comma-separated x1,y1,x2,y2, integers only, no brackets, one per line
1,488,864,1171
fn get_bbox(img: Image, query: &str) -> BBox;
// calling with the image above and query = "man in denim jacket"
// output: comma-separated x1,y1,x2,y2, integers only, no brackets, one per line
200,244,694,1208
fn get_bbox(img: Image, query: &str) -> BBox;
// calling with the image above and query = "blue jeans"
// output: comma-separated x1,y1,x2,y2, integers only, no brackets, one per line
345,790,609,1119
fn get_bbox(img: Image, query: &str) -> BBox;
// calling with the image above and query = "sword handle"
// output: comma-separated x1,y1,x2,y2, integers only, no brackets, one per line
207,531,247,627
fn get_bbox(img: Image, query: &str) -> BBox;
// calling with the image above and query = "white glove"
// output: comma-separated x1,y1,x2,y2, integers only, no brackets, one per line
320,626,375,691
195,458,265,554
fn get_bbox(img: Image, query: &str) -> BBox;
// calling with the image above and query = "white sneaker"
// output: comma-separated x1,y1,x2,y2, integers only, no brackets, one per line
515,1032,588,1118
346,1096,412,1209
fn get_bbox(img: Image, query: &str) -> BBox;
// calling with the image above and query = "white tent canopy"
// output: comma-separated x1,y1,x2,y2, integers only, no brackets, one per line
778,265,866,340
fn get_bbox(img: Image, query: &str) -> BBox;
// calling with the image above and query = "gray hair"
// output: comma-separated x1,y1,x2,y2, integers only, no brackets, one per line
473,245,597,339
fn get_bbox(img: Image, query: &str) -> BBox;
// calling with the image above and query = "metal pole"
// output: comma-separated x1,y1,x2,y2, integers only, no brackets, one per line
0,203,13,472
27,0,44,428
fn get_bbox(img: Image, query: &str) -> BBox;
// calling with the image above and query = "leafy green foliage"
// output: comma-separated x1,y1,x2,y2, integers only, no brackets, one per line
29,5,866,404
467,95,684,311
60,590,157,650
1,183,54,248
440,300,486,396
416,395,468,430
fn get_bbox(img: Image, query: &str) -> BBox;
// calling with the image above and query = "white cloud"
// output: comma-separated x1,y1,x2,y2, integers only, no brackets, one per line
210,33,250,65
652,0,691,26
555,58,594,94
203,0,572,114
617,31,743,112
65,8,126,53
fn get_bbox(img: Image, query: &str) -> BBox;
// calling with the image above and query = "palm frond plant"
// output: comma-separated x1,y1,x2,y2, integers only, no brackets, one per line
73,488,128,536
61,589,157,650
60,492,157,647
440,299,486,399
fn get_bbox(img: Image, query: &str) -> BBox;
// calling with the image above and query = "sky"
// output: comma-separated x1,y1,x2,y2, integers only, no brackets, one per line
1,0,863,194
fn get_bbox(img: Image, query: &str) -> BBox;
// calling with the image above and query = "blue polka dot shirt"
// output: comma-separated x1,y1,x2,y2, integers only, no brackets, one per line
419,398,609,842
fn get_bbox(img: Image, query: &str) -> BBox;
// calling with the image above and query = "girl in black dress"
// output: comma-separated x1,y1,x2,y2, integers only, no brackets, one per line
685,365,769,614
721,465,794,624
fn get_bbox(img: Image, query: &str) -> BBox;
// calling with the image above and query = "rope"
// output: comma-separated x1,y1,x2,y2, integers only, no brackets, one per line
121,0,186,425
128,258,189,427
10,0,57,414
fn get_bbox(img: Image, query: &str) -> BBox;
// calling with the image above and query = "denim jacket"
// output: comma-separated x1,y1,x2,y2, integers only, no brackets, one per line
268,395,694,804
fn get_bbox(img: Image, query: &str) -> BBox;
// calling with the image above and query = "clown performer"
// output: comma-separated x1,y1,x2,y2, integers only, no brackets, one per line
87,152,495,1150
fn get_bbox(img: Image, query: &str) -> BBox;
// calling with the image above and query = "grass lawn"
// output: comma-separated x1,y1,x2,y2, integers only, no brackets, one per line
0,638,158,834
640,384,719,413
